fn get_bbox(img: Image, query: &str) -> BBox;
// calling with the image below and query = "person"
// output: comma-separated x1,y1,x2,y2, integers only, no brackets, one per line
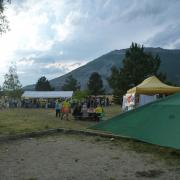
106,97,110,106
55,100,61,117
81,102,88,119
87,106,96,120
61,99,71,120
45,101,48,109
95,104,104,121
72,103,82,120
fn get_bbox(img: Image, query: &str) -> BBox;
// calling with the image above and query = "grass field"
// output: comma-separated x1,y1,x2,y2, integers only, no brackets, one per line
0,105,121,135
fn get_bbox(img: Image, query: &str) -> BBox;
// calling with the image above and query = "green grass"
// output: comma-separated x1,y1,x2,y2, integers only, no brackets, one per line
103,105,121,120
0,105,121,135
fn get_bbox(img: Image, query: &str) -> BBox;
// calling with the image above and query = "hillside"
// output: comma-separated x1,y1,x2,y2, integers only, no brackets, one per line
24,48,180,92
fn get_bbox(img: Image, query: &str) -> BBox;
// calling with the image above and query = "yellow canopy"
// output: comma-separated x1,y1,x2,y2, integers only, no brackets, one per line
127,76,180,94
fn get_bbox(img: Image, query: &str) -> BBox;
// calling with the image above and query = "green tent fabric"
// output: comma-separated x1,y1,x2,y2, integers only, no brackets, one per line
90,93,180,149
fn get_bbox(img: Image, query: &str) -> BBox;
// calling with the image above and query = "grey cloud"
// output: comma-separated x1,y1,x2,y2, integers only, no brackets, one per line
146,24,180,48
18,61,68,85
40,67,67,75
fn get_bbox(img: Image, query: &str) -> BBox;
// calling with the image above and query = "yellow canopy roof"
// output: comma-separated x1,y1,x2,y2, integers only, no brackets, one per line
127,76,180,94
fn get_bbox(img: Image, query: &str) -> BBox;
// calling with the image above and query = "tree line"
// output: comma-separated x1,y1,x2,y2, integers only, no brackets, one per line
1,42,168,104
35,72,105,95
35,42,168,104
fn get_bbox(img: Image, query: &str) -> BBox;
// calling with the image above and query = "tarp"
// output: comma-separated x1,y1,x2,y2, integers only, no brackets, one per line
127,76,180,94
22,91,73,98
90,93,180,149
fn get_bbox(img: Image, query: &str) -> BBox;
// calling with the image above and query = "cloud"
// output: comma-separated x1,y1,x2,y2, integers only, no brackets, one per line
17,58,34,66
44,62,84,71
1,0,180,85
146,24,180,49
15,56,87,85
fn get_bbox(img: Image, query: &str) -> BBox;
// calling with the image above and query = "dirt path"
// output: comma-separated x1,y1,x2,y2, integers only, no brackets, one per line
0,134,180,180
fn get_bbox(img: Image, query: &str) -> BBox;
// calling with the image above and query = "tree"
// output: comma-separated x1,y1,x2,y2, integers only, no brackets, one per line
3,64,22,99
87,72,105,95
62,75,80,91
73,90,90,100
35,76,54,91
0,0,11,34
108,42,166,104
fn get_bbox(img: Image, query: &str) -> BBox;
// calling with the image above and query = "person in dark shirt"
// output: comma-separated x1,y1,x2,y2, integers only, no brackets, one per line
55,100,61,117
72,103,82,120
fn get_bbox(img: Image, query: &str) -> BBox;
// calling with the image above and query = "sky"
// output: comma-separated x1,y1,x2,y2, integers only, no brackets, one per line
1,0,180,86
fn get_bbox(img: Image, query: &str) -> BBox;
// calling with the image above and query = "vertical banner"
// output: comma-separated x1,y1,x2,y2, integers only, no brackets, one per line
122,93,135,111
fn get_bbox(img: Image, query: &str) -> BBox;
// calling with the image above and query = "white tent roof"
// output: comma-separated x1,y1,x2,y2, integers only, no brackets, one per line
22,91,73,98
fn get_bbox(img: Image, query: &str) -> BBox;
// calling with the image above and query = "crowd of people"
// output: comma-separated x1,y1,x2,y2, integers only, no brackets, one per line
55,96,110,121
21,99,56,108
1,95,111,121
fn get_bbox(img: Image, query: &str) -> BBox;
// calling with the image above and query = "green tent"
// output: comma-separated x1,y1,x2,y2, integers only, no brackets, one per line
90,93,180,149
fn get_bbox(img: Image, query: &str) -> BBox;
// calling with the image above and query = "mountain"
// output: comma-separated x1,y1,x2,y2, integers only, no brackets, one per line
24,47,180,92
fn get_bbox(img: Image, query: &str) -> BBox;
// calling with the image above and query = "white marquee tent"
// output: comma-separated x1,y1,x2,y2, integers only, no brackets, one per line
22,91,73,99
